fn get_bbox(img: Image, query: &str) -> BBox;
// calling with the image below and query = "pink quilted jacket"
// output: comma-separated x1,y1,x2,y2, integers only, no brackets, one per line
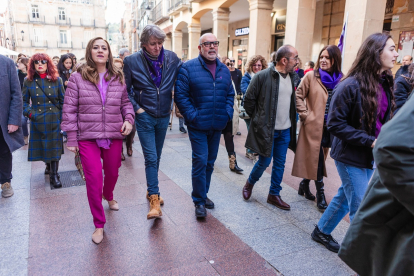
61,72,134,147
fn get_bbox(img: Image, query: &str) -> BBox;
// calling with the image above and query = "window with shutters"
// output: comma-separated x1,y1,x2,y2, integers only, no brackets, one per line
31,5,39,19
58,8,66,21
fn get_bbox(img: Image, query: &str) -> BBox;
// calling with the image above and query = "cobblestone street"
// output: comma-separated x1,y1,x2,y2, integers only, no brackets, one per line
1,117,354,276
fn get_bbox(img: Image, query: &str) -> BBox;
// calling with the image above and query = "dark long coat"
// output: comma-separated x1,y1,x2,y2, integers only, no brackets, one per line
0,55,24,152
22,75,65,162
338,93,414,276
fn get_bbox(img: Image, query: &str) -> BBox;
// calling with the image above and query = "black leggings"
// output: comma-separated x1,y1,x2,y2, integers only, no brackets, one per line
222,120,234,154
316,145,325,181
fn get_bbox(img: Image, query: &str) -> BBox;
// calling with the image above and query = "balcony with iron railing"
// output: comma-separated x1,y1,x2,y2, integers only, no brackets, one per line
28,15,46,24
168,0,189,15
55,17,71,26
31,40,48,48
152,1,169,24
57,41,73,48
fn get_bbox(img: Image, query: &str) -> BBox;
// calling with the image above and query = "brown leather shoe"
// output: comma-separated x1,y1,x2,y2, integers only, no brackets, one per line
121,151,126,161
242,180,254,200
267,194,290,210
127,147,133,156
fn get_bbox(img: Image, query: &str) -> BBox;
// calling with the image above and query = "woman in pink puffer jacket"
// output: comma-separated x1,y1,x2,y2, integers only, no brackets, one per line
61,37,134,244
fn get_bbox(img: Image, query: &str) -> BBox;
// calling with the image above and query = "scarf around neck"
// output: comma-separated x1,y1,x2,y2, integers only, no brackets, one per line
143,47,164,88
319,68,342,90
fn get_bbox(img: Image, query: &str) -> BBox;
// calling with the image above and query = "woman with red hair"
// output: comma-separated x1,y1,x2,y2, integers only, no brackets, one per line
22,53,65,188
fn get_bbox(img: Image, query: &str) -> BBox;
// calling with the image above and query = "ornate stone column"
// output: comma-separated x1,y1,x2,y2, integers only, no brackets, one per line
285,0,317,64
248,0,274,59
342,0,387,73
212,7,230,58
173,31,183,59
188,23,201,59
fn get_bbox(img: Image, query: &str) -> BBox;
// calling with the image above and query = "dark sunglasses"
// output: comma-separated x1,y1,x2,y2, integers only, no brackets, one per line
34,60,47,65
230,60,235,63
200,41,219,47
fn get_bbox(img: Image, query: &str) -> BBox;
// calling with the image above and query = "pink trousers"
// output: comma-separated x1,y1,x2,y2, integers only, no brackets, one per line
78,139,122,228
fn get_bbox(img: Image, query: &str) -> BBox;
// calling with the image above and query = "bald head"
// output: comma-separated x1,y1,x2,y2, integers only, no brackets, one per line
402,55,413,66
273,45,299,73
198,33,219,61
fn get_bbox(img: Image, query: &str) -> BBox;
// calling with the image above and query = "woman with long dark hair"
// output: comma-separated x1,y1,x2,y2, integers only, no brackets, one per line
22,53,65,188
311,33,398,253
61,37,134,244
292,45,343,211
394,63,414,114
57,54,74,90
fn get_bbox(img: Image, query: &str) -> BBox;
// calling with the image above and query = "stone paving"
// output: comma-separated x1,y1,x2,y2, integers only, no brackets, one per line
1,116,354,276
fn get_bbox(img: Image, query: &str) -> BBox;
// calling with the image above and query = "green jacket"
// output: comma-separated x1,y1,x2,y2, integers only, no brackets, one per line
338,94,414,276
243,64,299,157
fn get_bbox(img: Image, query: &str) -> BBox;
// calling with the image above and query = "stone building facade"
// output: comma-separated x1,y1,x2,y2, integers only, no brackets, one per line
4,0,107,58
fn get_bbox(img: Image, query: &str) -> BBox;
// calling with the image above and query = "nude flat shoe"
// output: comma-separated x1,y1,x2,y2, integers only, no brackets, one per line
92,228,104,244
108,200,119,211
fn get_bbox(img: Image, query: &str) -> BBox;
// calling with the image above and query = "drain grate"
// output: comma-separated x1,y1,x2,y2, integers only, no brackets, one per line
50,170,86,189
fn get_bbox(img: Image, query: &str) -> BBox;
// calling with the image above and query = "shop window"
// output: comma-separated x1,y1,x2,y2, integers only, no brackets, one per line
240,38,248,45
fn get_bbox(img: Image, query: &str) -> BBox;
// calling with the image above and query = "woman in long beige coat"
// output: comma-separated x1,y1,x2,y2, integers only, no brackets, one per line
292,45,343,211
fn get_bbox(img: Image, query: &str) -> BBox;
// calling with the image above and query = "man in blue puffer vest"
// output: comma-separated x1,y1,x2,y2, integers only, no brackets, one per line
175,33,235,218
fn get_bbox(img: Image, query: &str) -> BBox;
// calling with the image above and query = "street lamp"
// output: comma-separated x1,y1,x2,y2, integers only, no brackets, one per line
109,38,112,45
21,30,24,41
145,0,151,10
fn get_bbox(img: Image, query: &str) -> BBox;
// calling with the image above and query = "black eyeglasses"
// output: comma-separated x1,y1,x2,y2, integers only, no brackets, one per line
34,60,47,65
200,41,219,47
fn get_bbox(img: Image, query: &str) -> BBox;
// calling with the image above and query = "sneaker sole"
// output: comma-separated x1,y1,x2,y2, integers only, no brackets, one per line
311,232,339,253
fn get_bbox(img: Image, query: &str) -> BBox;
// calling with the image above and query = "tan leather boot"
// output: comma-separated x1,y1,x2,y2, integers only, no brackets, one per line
147,194,162,220
146,191,164,205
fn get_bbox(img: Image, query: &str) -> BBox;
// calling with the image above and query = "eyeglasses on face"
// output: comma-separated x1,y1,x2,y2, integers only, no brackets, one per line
200,41,219,47
34,60,48,65
253,64,262,68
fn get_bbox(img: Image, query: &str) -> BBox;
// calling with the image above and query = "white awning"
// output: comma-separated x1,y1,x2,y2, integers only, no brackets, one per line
0,46,20,56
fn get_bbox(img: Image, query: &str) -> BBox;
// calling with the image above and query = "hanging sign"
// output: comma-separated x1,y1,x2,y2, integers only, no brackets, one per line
235,27,249,37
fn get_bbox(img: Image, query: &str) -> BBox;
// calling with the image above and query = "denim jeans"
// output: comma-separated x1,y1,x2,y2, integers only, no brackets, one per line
248,128,290,196
135,111,170,196
187,127,221,205
317,160,374,235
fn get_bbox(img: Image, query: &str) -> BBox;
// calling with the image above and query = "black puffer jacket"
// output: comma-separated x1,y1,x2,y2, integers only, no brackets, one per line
327,76,392,169
394,75,413,114
124,49,182,118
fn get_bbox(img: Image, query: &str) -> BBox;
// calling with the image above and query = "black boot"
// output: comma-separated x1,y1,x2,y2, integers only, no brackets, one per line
298,179,316,200
50,161,62,189
315,180,328,211
229,152,243,174
44,163,50,175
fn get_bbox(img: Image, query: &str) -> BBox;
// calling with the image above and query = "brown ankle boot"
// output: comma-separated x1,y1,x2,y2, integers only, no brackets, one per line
146,191,164,205
147,194,162,220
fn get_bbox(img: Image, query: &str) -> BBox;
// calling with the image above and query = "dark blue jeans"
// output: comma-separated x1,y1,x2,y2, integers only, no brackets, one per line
135,111,170,196
248,128,290,196
187,127,222,205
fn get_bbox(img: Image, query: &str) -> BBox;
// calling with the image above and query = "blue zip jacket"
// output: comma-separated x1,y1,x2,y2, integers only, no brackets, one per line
174,55,235,131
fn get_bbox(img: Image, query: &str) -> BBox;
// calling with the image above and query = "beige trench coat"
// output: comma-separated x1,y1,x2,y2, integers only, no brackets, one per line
292,71,329,180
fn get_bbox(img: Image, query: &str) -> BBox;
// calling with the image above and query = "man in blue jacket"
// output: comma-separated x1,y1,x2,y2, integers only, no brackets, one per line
175,33,235,218
124,25,182,219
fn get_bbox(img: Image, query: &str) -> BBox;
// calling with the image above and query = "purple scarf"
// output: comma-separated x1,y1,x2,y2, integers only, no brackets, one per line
143,47,164,88
319,69,342,90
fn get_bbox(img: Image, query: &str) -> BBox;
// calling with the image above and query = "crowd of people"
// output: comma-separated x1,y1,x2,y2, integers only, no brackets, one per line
1,23,414,273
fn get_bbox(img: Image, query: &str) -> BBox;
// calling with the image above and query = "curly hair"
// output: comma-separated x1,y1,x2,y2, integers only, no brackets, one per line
246,55,268,73
345,32,396,132
80,37,124,85
27,53,59,82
